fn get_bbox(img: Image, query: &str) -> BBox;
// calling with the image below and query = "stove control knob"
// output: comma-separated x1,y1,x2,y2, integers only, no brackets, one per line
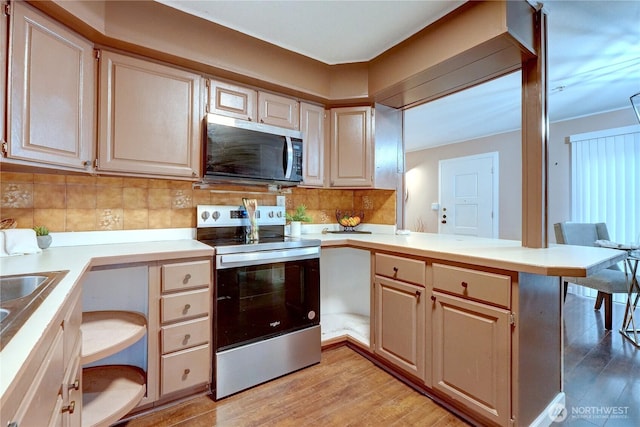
201,211,210,221
212,211,220,221
268,211,274,218
276,211,283,218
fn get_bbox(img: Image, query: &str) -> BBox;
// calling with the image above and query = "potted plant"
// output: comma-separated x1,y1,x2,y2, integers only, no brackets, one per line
286,205,312,237
33,225,52,249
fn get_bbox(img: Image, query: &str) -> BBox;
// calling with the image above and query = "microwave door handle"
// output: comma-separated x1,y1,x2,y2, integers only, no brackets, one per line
284,136,294,179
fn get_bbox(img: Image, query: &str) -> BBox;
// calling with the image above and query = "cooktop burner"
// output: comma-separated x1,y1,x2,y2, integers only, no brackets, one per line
196,205,320,253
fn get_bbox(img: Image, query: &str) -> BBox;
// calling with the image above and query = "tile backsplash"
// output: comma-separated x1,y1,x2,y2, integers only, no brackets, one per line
0,172,396,232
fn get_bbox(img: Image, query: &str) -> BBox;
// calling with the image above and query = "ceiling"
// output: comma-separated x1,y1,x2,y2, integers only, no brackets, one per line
157,1,640,151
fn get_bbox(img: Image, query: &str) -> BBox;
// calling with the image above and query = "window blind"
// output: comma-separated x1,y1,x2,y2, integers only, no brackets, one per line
570,124,640,302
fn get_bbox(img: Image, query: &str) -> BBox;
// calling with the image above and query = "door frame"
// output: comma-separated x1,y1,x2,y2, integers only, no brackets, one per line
438,152,499,238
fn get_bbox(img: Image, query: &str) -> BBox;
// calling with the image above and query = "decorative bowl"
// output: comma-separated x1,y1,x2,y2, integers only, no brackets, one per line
336,210,364,232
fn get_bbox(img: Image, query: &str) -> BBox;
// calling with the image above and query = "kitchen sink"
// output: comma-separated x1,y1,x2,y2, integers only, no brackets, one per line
0,270,69,351
0,275,49,303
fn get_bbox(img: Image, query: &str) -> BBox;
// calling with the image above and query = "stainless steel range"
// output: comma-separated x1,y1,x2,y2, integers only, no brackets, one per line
197,205,321,399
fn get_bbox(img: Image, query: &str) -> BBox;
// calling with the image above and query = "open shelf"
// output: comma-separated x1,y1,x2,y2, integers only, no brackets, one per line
81,311,147,364
82,365,146,427
321,312,370,347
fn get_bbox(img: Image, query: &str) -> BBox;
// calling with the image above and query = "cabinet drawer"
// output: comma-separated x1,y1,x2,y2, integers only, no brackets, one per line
161,289,210,323
161,344,210,395
162,260,211,292
432,263,511,308
161,317,210,354
375,253,426,285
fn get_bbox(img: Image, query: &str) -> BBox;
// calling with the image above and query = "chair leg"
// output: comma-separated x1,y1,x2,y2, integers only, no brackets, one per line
604,293,613,330
594,291,605,310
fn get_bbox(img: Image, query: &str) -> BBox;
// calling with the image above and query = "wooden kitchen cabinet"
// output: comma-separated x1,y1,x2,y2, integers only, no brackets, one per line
257,91,299,129
299,102,326,187
330,106,373,187
159,259,212,397
1,5,7,147
1,284,82,427
207,78,300,129
207,79,257,122
431,263,512,426
329,104,401,189
97,50,203,179
373,253,426,380
80,265,150,427
4,1,95,171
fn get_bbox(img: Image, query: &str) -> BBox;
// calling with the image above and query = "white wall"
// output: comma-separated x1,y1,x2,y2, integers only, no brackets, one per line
405,108,638,241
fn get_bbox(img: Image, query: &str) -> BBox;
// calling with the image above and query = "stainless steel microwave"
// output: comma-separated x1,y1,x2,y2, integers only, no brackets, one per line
204,113,303,186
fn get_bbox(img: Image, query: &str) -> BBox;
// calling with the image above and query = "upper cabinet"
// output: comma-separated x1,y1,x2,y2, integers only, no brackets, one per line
299,102,326,187
330,104,401,189
207,79,257,122
4,1,95,171
257,91,299,129
207,78,300,130
330,106,373,187
97,50,204,179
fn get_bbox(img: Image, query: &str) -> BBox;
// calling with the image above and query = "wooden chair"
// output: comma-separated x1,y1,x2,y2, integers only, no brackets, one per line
554,222,629,330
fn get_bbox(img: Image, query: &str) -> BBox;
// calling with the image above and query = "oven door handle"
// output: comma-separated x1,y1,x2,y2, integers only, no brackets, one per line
218,246,320,268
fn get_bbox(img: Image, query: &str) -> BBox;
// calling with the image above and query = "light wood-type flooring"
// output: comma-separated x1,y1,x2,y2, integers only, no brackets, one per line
118,292,639,427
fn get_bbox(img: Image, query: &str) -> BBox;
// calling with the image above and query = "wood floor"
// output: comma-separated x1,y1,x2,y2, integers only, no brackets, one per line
118,293,639,427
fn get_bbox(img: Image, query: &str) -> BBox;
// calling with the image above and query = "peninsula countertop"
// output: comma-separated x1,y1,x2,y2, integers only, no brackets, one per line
306,230,627,277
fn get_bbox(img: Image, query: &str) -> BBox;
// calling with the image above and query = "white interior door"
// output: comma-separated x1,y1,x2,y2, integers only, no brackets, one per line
439,153,498,238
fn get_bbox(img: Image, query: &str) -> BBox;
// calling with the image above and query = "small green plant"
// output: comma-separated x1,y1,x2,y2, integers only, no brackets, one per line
33,225,49,236
286,205,312,223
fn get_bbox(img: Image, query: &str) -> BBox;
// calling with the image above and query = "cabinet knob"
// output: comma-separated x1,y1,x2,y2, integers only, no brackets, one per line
431,295,436,302
184,368,191,375
415,290,421,302
183,334,191,344
183,304,191,314
461,281,468,288
68,379,80,391
62,401,76,414
183,273,192,284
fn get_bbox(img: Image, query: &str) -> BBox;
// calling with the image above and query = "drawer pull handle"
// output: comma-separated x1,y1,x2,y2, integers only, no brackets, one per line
183,334,191,344
393,267,398,272
183,304,191,314
461,281,468,288
415,290,421,302
184,368,191,375
69,379,80,391
183,273,192,284
62,401,76,414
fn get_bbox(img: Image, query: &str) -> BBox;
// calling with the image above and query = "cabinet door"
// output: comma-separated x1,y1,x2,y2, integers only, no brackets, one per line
98,50,203,179
6,1,95,170
208,79,257,121
330,106,373,187
258,91,299,129
432,291,511,426
374,276,425,379
299,102,325,187
1,7,7,146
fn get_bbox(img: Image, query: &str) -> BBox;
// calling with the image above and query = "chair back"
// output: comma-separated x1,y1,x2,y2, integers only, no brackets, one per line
554,222,610,246
554,222,620,271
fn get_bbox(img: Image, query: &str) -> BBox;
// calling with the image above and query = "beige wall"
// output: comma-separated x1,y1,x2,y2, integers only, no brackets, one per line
405,108,638,241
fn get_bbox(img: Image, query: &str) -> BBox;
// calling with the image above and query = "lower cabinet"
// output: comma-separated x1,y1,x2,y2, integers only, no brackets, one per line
373,276,425,380
1,285,82,427
159,259,212,398
431,262,513,426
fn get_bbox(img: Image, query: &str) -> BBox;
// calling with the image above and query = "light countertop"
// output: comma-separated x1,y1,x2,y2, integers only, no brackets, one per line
307,231,627,277
0,239,213,399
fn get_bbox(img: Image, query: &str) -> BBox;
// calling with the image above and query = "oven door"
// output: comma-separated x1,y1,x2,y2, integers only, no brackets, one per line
214,247,320,351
